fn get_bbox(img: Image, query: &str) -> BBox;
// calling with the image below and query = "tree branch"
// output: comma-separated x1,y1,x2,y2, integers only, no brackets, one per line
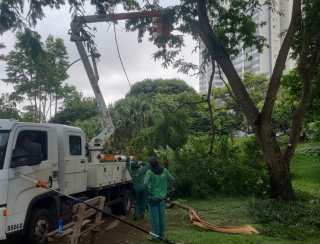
283,66,313,162
261,0,302,121
196,0,259,127
217,65,237,102
207,58,216,154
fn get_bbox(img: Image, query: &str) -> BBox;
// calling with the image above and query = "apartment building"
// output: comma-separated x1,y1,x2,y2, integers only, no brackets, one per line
199,0,295,94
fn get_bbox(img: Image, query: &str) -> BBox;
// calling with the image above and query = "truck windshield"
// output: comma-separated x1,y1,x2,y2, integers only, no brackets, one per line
0,131,9,169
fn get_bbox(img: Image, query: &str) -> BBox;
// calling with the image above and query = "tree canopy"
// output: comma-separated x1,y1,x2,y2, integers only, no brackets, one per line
4,29,72,122
51,90,99,125
0,94,20,120
127,78,195,97
0,0,140,34
110,78,200,153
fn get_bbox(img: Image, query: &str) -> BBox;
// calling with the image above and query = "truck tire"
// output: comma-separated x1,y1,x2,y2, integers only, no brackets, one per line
27,209,52,244
111,190,132,216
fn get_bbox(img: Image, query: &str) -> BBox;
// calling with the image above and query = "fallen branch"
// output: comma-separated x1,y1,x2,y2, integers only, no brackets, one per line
172,201,259,235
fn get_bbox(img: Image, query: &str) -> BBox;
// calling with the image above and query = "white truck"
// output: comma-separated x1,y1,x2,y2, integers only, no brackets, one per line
0,119,132,243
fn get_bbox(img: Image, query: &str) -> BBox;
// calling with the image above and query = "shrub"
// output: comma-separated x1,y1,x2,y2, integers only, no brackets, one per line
250,197,320,240
236,136,264,168
296,143,320,157
306,121,320,142
157,135,269,198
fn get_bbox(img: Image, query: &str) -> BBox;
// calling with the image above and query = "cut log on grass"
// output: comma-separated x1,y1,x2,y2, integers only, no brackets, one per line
172,201,259,235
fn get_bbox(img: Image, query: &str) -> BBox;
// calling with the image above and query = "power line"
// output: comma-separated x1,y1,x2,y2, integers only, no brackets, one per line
112,22,131,88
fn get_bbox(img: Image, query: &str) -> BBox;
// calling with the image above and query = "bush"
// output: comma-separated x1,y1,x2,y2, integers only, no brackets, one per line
296,143,320,157
250,197,320,240
236,136,264,168
158,136,269,198
306,121,320,142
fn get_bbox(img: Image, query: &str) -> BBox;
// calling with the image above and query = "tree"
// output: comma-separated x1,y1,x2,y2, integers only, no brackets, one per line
0,94,20,119
125,0,320,200
50,88,102,140
277,69,320,125
272,68,320,137
45,35,70,116
51,90,99,125
150,93,191,150
74,116,102,140
0,0,140,34
111,79,199,152
111,95,153,151
214,73,268,137
131,92,194,155
4,29,71,122
128,78,195,97
51,78,198,152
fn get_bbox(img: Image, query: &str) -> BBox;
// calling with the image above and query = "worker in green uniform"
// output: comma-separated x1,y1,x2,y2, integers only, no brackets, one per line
144,157,174,241
127,159,149,220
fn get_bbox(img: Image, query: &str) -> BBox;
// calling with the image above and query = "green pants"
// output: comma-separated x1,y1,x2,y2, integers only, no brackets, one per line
134,190,148,219
149,199,166,239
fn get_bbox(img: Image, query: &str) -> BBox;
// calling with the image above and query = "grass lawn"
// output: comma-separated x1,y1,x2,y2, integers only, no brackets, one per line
292,143,320,197
161,143,320,244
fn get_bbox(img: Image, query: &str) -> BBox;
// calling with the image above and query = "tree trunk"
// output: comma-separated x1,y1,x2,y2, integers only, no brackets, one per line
55,96,58,115
196,0,302,201
207,60,216,154
283,67,313,162
266,150,294,200
257,123,295,200
230,131,234,144
34,95,38,122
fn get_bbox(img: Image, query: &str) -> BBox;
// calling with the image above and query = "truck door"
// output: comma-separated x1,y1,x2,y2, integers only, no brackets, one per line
0,130,9,239
6,126,58,233
63,132,87,195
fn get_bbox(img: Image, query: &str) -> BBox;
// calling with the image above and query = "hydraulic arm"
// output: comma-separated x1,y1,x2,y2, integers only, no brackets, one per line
70,10,163,157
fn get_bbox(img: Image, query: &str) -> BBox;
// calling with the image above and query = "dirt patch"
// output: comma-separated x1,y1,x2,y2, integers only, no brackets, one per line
93,219,149,244
53,216,149,244
1,217,149,244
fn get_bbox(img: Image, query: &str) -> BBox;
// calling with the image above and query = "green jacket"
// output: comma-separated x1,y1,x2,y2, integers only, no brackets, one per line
144,168,174,200
127,162,149,192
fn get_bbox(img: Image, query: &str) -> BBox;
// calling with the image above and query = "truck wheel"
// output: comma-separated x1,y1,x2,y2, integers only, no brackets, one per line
111,190,132,216
27,209,52,244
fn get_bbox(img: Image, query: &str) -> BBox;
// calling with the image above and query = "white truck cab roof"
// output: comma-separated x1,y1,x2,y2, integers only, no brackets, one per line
0,119,18,130
0,119,83,133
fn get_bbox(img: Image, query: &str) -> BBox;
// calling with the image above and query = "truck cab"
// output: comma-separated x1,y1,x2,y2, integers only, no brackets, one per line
0,119,131,244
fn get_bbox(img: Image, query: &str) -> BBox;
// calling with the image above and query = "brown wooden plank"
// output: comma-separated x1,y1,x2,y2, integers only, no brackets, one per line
49,196,106,244
78,221,105,237
82,209,97,219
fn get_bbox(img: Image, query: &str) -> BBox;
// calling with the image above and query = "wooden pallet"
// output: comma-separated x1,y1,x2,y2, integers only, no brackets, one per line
48,196,106,244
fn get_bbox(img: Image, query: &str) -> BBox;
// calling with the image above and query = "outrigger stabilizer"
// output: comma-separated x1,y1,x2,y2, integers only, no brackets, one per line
19,174,176,244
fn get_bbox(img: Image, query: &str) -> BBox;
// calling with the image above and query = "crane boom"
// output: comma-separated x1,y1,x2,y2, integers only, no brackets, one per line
72,39,114,148
70,10,163,156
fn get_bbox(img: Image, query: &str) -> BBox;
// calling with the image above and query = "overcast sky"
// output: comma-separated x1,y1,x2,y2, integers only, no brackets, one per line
0,0,199,104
